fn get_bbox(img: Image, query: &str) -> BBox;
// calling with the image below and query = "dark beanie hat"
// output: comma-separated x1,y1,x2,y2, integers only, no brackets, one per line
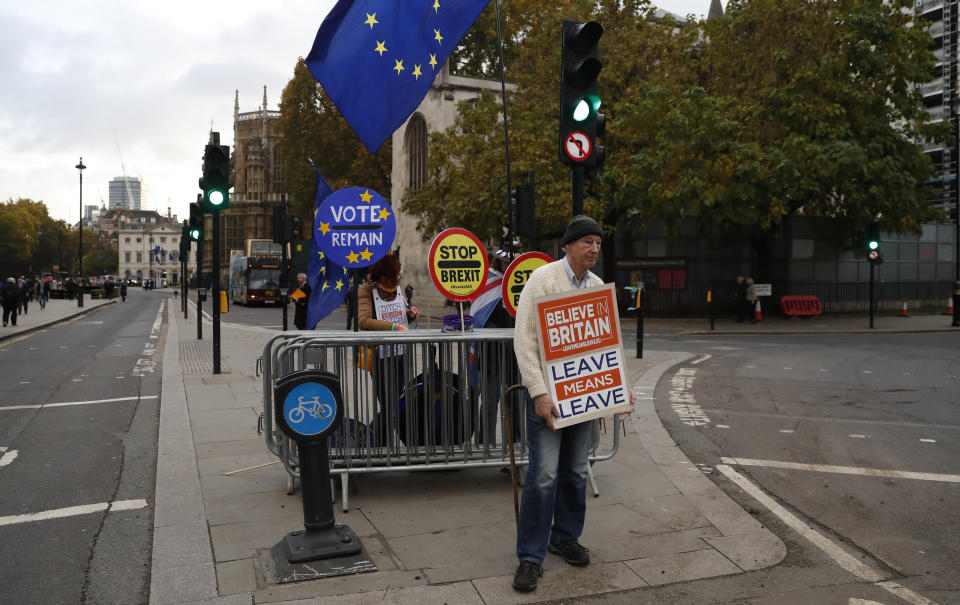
562,215,603,246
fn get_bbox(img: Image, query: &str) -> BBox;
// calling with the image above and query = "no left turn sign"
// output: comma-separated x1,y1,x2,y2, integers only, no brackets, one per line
564,130,593,162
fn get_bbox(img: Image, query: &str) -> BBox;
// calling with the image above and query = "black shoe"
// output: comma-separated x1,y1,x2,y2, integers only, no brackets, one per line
512,560,542,592
548,541,590,566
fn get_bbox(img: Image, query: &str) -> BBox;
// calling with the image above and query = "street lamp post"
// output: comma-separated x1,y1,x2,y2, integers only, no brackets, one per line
76,157,86,307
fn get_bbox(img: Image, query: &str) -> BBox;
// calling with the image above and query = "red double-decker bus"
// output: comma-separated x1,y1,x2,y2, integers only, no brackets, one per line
229,239,284,305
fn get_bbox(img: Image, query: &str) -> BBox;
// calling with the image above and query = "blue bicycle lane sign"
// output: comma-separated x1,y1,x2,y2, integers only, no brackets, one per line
281,381,339,437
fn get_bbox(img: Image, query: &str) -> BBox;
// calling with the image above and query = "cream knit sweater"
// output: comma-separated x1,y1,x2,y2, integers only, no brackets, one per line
513,259,603,399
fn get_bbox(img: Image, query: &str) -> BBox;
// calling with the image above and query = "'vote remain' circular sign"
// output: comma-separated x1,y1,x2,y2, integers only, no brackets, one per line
428,228,488,302
315,187,396,268
502,251,552,318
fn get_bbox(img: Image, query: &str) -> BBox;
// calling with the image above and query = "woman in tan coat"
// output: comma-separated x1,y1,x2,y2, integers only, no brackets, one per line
358,253,418,443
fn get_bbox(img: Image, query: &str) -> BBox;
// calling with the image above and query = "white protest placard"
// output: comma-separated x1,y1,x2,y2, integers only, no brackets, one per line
534,283,631,429
754,283,772,297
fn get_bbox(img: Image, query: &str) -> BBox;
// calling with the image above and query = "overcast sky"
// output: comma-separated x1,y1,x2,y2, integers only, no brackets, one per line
0,0,722,225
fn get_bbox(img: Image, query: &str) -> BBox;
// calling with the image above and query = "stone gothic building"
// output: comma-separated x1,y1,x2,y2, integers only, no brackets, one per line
200,87,286,280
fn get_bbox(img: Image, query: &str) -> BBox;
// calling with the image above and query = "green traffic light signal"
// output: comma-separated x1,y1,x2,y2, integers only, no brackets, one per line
868,240,879,250
571,94,601,122
188,227,201,241
207,188,226,208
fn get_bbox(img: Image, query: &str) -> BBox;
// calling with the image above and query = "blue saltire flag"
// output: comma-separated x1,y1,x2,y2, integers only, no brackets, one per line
306,0,491,153
306,168,348,329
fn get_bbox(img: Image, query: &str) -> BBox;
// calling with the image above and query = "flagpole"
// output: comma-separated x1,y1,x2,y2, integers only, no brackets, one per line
493,0,515,253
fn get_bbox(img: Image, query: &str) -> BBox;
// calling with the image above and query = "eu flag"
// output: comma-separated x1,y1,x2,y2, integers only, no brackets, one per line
306,0,491,153
306,168,349,329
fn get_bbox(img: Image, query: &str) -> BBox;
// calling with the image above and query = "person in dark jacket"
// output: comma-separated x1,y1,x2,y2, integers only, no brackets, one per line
2,277,20,327
292,272,311,330
120,281,128,302
18,276,30,315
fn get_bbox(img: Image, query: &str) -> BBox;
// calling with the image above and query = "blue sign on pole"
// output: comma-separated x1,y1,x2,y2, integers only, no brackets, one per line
281,382,339,437
314,187,396,268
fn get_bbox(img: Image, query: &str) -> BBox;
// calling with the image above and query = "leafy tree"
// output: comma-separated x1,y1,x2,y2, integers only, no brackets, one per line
276,59,391,236
403,0,693,257
610,0,945,257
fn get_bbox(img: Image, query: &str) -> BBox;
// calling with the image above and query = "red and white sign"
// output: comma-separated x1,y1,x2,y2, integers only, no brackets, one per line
534,283,630,428
563,130,593,162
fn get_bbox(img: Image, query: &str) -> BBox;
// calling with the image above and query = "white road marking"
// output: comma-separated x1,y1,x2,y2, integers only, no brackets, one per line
862,370,872,374
716,424,730,429
849,434,867,439
779,429,795,434
783,367,792,370
0,395,158,412
920,439,936,443
722,464,948,604
875,581,938,605
0,449,18,467
669,368,710,426
0,499,148,527
690,354,712,365
19,381,29,384
721,457,960,484
718,464,884,581
744,365,756,369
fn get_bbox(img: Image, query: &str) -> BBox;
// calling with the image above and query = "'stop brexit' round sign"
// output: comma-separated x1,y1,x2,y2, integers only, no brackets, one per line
428,228,488,302
315,187,396,268
502,251,553,318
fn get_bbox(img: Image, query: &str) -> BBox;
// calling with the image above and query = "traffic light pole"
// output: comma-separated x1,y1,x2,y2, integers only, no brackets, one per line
281,195,289,332
213,211,221,374
571,165,585,216
196,231,203,341
869,260,876,329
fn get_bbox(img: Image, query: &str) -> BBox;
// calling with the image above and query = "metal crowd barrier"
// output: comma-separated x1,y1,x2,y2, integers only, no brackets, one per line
261,329,622,511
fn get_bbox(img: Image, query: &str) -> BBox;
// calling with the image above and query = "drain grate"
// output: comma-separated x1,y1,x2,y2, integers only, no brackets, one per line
180,341,230,374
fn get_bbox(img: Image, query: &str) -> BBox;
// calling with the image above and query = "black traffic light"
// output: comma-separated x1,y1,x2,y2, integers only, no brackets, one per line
188,201,203,242
199,143,230,212
512,171,537,245
866,221,881,261
180,222,191,255
286,216,300,243
559,20,604,168
867,221,880,251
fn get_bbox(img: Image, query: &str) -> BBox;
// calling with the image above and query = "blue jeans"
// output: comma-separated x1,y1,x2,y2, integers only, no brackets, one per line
516,394,594,564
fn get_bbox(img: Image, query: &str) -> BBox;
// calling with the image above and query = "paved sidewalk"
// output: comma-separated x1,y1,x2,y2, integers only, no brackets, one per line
0,296,115,342
150,303,793,605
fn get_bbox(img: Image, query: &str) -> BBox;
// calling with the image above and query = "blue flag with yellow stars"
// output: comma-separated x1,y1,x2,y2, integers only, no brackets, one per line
306,168,348,329
306,0,491,153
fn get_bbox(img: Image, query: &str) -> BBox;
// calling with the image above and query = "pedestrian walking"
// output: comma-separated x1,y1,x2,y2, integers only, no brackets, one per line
2,277,19,327
735,275,746,323
39,278,50,309
292,272,311,330
511,215,635,593
17,276,30,315
746,277,757,323
120,281,127,302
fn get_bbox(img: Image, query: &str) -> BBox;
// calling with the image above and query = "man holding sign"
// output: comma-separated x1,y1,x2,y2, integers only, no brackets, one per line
511,216,635,593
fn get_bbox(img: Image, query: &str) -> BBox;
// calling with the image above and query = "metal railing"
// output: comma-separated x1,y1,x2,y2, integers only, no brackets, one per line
261,329,622,510
622,280,954,316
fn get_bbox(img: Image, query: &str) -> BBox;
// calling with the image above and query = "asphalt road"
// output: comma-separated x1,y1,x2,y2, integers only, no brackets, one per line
0,289,165,605
645,332,960,604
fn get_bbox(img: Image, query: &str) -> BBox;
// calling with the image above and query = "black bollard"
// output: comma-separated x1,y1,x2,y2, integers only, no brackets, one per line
273,370,365,564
